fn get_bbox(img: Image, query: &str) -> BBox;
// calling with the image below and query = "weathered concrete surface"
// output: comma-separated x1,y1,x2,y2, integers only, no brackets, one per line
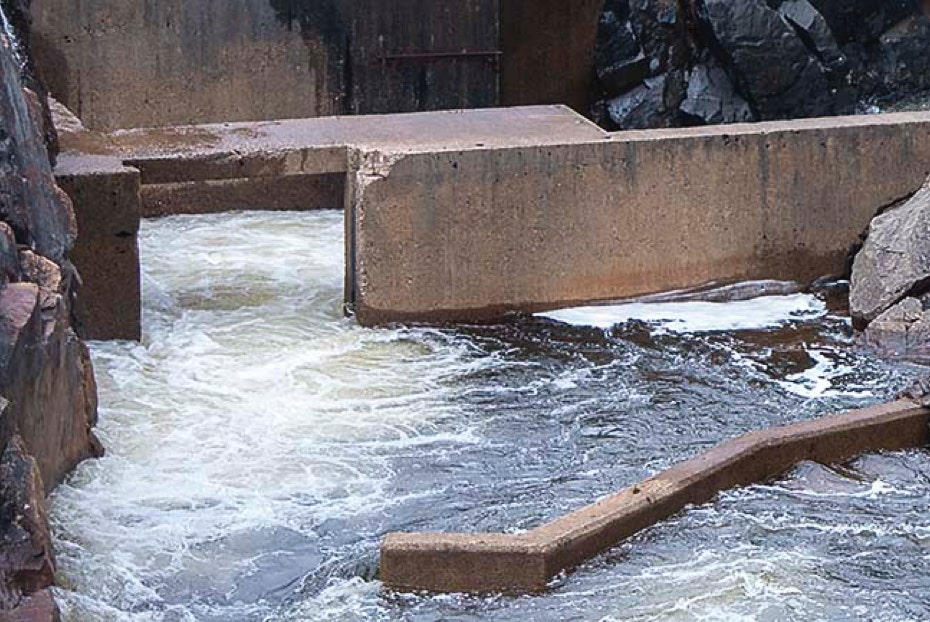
54,156,141,341
31,0,346,131
350,111,930,325
500,0,602,113
57,105,605,218
381,400,930,594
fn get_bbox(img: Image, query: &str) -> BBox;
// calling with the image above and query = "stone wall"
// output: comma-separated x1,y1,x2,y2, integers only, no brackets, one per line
0,1,100,618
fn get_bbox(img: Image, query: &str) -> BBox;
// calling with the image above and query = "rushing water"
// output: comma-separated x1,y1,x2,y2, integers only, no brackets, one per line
50,211,930,621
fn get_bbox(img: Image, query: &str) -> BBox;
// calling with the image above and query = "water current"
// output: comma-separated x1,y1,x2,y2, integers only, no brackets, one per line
50,211,930,621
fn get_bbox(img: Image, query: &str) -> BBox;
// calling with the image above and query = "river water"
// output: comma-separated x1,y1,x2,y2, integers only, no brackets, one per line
50,211,930,621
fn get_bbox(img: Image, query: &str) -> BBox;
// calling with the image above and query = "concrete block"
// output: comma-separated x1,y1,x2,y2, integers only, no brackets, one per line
55,156,141,341
381,400,930,593
349,111,930,325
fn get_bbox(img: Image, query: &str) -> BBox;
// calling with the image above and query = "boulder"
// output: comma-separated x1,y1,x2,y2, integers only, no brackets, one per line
861,297,930,361
596,0,649,97
699,0,836,120
606,72,686,129
806,0,917,43
850,178,930,326
873,13,930,95
680,63,754,124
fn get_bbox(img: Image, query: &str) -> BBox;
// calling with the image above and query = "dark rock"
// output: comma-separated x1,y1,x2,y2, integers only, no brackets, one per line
778,1,845,67
699,0,836,120
628,0,689,77
873,13,930,95
0,434,54,611
850,178,930,326
0,224,19,285
607,73,685,129
595,1,649,97
0,0,57,164
806,0,918,44
0,25,75,262
861,297,930,361
680,63,754,124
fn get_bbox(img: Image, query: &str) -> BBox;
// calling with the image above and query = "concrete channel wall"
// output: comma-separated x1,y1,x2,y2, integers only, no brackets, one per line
381,400,930,593
349,112,930,326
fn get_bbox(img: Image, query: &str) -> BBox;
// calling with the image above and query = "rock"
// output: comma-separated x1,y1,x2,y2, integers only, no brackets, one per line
861,297,930,361
680,63,754,124
596,1,649,97
628,0,688,77
0,0,58,164
0,434,55,611
806,0,917,44
607,73,685,129
699,0,836,120
778,1,846,69
0,224,19,285
849,178,930,326
873,13,930,95
0,22,75,262
0,590,60,622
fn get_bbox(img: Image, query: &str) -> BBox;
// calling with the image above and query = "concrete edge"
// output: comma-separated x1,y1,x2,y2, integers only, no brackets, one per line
379,400,930,594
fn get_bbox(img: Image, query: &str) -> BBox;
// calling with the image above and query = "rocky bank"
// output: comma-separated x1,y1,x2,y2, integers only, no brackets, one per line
0,0,100,619
594,0,930,129
851,176,930,363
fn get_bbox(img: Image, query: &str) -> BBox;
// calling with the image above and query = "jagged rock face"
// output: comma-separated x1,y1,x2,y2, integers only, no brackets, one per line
861,297,930,362
849,179,930,326
593,0,930,130
0,31,75,262
0,0,56,164
0,1,100,618
701,0,837,120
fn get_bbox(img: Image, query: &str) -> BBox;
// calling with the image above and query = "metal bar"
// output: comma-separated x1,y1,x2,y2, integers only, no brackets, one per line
378,50,502,63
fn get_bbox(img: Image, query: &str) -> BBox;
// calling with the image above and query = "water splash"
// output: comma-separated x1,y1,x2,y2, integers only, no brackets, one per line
50,211,930,621
0,1,24,71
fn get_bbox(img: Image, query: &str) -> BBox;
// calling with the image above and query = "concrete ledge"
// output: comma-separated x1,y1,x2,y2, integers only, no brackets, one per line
140,174,345,218
55,155,141,341
350,111,930,325
380,400,930,594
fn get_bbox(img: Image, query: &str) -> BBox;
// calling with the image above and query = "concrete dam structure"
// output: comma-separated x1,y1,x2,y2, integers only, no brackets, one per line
57,105,930,335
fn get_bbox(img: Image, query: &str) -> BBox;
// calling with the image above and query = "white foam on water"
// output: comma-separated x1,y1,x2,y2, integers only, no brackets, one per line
538,294,827,333
50,211,492,622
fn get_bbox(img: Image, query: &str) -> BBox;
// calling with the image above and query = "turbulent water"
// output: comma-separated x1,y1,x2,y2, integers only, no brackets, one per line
50,211,930,621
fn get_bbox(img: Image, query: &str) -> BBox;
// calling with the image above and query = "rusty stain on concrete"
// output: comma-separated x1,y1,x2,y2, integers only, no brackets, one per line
381,400,930,594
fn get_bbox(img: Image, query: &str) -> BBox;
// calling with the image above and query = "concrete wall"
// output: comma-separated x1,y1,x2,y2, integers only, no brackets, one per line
382,400,930,593
500,0,602,113
32,0,345,131
56,156,142,341
32,0,603,131
349,112,930,326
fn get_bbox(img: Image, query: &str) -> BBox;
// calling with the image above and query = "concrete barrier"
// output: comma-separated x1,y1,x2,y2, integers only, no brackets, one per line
55,155,141,341
380,400,930,594
349,111,930,326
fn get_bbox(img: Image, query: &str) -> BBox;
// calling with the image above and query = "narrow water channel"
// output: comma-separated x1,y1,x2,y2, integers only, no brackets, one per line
50,211,930,621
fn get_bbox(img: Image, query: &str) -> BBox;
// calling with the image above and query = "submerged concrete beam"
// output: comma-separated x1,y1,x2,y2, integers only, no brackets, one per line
381,400,930,594
350,111,930,325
